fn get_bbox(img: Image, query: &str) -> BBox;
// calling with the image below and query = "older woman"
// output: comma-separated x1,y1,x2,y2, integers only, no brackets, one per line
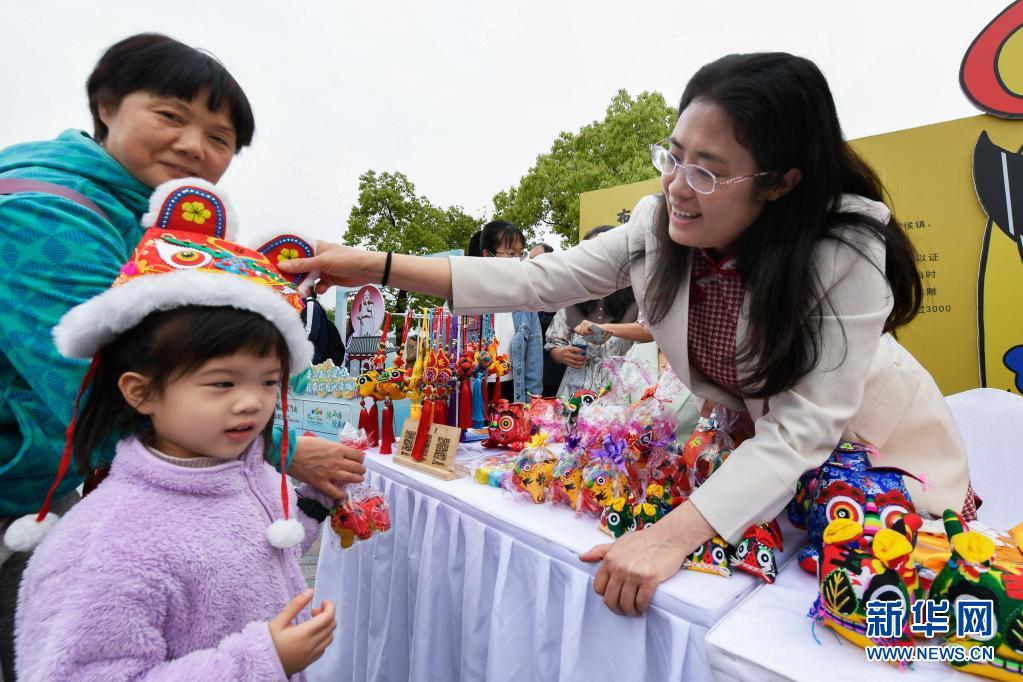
0,34,364,676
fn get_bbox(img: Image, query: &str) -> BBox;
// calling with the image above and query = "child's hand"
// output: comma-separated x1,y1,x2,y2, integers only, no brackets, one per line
269,589,336,676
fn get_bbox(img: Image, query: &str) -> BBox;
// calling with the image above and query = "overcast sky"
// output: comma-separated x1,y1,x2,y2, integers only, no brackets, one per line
1,0,1008,249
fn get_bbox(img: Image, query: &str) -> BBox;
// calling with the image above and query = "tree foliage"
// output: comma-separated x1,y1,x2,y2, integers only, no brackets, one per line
492,90,674,246
343,170,482,314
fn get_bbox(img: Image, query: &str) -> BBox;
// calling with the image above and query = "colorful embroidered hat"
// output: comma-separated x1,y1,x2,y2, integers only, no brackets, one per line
4,178,318,552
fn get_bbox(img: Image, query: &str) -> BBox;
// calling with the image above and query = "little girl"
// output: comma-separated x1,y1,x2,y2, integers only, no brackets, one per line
7,180,336,680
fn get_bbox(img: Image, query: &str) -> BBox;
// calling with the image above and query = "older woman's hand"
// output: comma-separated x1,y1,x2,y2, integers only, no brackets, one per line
579,501,715,616
288,436,366,499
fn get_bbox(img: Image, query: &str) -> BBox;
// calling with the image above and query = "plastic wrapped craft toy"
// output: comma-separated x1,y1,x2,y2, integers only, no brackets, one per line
599,497,636,537
564,389,597,427
528,396,566,442
927,510,1023,681
648,442,688,508
507,434,558,503
730,521,784,584
485,399,532,450
680,405,747,495
550,444,586,510
811,514,924,654
579,435,632,517
329,483,391,549
788,441,918,575
472,452,519,488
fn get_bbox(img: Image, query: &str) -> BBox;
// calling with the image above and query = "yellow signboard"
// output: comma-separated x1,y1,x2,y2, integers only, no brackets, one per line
578,115,1023,396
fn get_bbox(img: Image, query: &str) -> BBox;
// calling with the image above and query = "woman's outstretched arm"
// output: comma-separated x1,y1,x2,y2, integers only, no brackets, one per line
281,244,454,299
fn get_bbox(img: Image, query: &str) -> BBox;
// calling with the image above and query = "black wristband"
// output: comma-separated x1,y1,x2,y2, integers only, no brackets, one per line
297,494,331,523
381,251,393,288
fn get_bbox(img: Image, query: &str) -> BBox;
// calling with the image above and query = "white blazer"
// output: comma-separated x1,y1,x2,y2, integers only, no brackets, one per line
450,195,970,543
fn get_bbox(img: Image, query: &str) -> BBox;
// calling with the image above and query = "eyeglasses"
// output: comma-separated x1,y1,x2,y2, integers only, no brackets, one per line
486,249,528,260
650,143,772,195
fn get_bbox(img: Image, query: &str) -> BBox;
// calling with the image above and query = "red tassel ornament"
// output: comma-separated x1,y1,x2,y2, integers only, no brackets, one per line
379,398,395,454
410,388,435,462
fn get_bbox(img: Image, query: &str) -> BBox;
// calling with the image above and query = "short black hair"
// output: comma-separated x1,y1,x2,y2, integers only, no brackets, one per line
531,242,554,253
72,306,289,474
468,220,526,257
87,33,255,151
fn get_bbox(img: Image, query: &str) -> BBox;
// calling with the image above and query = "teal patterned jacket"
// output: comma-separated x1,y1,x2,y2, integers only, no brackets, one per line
0,131,292,517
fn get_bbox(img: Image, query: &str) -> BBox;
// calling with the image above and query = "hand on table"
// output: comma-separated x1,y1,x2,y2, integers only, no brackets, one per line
289,436,366,499
579,501,714,616
551,345,586,369
269,589,336,676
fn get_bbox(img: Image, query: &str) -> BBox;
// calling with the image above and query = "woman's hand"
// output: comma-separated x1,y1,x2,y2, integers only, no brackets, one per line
279,243,454,299
579,501,715,616
550,345,586,369
269,589,336,676
279,242,384,294
289,436,366,499
573,320,594,336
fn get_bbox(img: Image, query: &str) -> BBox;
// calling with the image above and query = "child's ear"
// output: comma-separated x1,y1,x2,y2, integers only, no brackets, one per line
118,372,156,415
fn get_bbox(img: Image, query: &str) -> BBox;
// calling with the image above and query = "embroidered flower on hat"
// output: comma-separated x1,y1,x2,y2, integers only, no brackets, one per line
182,200,212,225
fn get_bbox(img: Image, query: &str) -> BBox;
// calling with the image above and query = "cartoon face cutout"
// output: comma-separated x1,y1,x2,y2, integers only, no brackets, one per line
357,370,379,398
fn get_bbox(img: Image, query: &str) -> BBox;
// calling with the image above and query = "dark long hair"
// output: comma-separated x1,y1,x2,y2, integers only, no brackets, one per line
643,53,921,399
87,33,255,151
73,306,290,474
577,225,635,322
468,220,526,257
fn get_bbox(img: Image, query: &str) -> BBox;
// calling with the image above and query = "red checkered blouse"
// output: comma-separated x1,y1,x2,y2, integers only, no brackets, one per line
688,249,744,399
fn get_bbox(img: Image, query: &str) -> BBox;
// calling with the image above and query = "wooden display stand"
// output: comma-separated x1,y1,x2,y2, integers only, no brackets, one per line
392,418,462,480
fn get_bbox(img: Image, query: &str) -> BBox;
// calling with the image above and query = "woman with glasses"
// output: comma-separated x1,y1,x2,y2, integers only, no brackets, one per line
283,52,972,616
467,221,543,403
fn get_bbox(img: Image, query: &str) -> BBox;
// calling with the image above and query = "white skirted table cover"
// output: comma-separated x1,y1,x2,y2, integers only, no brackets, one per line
308,447,804,682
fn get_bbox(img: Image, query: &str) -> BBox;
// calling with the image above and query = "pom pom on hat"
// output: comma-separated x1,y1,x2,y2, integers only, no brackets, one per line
3,513,60,552
267,518,305,549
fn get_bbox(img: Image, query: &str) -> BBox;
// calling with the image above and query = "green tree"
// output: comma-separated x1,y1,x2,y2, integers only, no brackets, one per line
492,90,674,246
344,170,482,316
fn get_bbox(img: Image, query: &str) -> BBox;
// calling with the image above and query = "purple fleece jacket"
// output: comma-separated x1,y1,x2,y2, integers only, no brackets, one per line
15,436,329,681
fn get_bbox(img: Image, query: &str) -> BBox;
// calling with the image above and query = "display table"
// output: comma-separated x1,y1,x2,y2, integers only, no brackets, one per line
308,446,806,682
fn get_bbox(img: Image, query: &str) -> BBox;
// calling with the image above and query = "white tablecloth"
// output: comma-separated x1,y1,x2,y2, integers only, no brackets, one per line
309,448,805,682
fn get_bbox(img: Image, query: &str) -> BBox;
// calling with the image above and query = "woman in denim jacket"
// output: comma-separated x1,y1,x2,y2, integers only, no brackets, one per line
468,222,543,403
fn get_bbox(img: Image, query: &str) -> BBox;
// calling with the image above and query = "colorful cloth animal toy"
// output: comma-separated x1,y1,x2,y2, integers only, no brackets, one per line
684,536,733,577
329,483,391,549
811,513,924,653
579,437,631,517
485,399,532,450
528,396,566,442
564,389,597,427
928,510,1023,680
731,521,785,584
508,434,558,503
788,441,918,574
599,497,636,537
472,453,519,488
550,449,586,510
